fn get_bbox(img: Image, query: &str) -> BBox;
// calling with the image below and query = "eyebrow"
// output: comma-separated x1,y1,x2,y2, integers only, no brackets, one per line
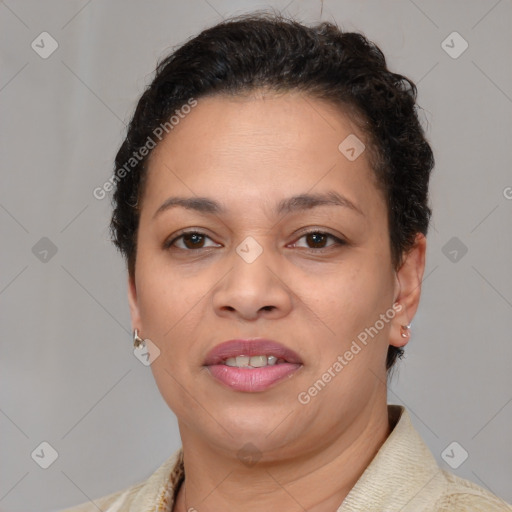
153,190,364,219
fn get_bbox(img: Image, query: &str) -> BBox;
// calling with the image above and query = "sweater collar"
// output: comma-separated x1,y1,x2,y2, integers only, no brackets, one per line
338,405,443,511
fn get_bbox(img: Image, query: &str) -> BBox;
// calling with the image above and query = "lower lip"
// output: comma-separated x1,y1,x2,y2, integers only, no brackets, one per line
206,363,301,392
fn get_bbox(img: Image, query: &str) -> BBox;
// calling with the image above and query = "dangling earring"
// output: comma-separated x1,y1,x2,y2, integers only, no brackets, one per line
400,323,412,338
133,329,146,349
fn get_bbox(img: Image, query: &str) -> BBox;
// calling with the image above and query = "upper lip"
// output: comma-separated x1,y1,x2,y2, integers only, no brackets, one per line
204,339,303,365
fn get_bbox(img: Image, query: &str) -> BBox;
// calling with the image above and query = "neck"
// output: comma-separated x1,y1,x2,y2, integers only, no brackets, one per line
173,399,391,512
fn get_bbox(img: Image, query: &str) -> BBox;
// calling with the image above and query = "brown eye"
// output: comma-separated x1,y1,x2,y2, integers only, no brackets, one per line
305,232,329,248
292,230,346,250
181,233,206,249
165,231,219,251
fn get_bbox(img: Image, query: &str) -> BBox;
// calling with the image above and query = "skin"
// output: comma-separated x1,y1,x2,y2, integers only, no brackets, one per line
127,90,426,511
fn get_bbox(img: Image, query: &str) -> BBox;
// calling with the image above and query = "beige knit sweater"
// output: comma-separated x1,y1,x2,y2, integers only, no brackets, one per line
58,405,511,511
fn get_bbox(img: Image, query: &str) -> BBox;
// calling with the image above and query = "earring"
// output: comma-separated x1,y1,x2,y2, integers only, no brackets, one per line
400,323,412,338
133,329,146,349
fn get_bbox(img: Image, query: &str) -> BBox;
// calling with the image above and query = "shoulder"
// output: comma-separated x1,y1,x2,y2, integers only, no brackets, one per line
56,482,144,512
367,406,511,512
433,469,512,512
56,449,184,511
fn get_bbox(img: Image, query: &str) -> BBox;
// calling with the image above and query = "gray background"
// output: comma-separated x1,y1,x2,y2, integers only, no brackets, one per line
1,0,511,510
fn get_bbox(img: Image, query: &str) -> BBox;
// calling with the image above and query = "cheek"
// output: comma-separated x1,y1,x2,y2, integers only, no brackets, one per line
135,263,208,364
149,363,188,420
136,248,188,314
320,259,381,314
314,257,393,353
135,268,185,349
139,275,197,411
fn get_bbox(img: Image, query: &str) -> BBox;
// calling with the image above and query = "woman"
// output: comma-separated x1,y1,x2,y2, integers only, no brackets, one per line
61,13,510,512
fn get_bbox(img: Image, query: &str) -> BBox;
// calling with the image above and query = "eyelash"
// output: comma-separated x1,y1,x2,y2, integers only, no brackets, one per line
164,229,347,252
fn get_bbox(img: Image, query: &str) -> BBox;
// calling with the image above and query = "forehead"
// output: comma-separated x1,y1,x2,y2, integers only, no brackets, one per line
141,92,385,221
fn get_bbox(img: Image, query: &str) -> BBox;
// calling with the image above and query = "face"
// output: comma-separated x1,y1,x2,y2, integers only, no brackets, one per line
128,91,423,461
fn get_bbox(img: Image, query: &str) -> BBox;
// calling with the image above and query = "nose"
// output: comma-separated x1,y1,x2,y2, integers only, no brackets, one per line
212,248,293,321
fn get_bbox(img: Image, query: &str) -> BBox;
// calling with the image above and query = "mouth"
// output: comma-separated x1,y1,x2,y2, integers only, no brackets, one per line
203,339,303,392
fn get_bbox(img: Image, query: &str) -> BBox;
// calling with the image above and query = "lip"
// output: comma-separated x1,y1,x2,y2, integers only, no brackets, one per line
204,339,303,392
204,339,302,365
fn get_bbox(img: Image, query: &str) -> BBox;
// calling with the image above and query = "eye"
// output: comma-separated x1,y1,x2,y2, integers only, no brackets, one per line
164,229,346,252
165,230,220,251
291,230,346,250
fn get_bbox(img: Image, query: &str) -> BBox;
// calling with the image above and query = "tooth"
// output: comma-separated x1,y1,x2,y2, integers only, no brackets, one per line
224,355,281,367
235,355,250,367
249,355,267,367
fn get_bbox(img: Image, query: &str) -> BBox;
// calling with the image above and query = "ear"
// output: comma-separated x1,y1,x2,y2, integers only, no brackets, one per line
389,233,427,348
127,272,142,332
